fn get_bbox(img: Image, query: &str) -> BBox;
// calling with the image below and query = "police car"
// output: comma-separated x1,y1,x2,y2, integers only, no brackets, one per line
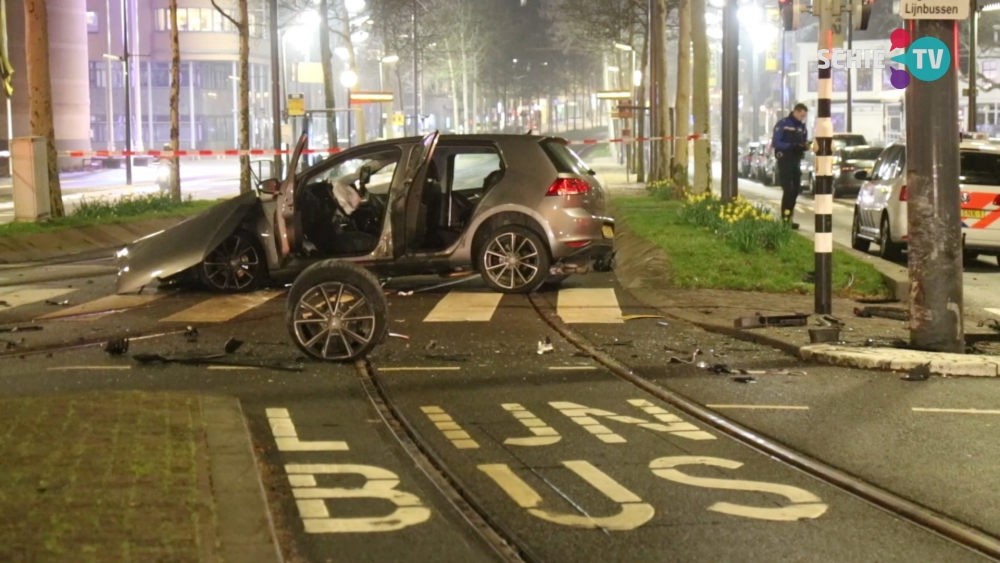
851,139,1000,265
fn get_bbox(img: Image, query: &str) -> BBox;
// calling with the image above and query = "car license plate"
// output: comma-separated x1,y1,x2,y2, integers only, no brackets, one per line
602,225,615,238
962,209,988,219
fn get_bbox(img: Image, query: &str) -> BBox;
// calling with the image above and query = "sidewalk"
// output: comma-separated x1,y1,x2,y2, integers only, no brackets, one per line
0,391,279,563
607,184,1000,378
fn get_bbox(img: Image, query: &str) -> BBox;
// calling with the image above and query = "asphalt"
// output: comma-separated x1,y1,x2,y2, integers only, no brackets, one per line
2,262,1000,561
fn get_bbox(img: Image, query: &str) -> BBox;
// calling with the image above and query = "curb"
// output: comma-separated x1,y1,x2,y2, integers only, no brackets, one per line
0,217,185,265
609,201,998,379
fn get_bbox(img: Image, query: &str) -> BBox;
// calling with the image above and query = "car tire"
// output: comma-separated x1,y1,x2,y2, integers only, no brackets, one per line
285,260,388,363
878,215,904,261
478,225,551,294
197,230,268,293
851,211,871,253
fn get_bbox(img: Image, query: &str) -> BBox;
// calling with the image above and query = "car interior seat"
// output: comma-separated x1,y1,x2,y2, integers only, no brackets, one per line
413,160,443,249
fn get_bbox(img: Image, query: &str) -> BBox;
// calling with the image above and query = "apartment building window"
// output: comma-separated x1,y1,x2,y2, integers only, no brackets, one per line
87,12,99,33
88,62,106,88
833,68,848,91
143,62,191,88
155,8,237,32
856,67,873,91
807,61,817,92
984,60,999,83
882,63,904,90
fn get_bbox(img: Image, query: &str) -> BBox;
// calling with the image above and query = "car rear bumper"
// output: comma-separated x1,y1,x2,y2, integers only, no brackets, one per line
548,214,616,274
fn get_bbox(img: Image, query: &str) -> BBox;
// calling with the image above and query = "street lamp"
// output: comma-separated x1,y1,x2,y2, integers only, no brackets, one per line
104,53,132,184
342,70,359,146
380,55,399,137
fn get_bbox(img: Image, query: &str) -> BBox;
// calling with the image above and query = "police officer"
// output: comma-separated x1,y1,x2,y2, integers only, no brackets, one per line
772,103,811,230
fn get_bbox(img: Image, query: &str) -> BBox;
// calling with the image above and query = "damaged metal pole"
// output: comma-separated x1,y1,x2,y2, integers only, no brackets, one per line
813,0,836,315
720,0,739,203
905,18,964,352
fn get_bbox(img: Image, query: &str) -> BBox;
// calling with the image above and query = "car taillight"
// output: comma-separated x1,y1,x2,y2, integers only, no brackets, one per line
993,194,1000,206
546,178,590,196
899,185,908,201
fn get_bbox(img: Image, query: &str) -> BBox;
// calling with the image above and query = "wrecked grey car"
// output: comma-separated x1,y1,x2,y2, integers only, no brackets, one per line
115,128,616,296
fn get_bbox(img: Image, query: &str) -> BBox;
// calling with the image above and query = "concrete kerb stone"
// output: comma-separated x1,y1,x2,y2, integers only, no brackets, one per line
610,199,1000,378
0,217,185,265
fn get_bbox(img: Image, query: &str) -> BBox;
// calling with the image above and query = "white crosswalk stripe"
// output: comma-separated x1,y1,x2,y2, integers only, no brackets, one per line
423,292,504,322
0,286,76,309
557,288,624,324
160,291,283,323
38,294,166,320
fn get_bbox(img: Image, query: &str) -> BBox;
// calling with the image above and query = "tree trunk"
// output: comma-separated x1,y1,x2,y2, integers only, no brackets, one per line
318,0,338,149
237,0,250,194
168,0,181,200
471,57,478,133
446,40,460,132
655,0,671,181
637,27,650,184
343,19,366,144
24,0,63,216
690,0,710,194
674,0,691,187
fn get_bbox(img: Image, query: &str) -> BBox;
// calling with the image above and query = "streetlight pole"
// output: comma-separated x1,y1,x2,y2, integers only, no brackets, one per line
847,10,853,132
412,0,419,136
721,0,739,203
122,1,133,186
969,2,979,132
269,0,283,177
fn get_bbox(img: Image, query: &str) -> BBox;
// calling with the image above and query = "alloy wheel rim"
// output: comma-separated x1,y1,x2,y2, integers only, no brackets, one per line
203,235,261,290
292,282,377,360
484,233,540,290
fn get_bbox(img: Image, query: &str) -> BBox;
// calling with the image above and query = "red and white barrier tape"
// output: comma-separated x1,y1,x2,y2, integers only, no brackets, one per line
50,134,708,159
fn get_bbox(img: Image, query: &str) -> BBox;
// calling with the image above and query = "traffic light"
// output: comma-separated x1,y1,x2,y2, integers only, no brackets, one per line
851,0,873,30
779,0,801,31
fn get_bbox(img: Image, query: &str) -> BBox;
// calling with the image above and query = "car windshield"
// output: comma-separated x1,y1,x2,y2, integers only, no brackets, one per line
541,140,592,175
834,135,867,148
960,151,1000,186
842,147,883,161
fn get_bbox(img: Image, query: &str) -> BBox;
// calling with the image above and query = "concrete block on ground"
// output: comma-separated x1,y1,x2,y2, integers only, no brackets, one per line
801,344,1000,377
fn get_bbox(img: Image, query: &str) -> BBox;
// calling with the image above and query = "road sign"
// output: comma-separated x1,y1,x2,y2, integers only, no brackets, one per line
898,0,969,19
393,112,405,127
349,91,394,104
287,94,305,117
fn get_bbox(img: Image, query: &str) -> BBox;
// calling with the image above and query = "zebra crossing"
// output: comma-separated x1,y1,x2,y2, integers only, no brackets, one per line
0,283,629,326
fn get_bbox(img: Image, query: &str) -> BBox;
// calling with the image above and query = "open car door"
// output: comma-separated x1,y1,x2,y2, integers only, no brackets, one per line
275,127,311,260
392,131,440,257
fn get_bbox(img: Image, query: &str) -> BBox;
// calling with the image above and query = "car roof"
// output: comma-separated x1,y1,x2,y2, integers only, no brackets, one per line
889,141,1000,153
348,133,565,149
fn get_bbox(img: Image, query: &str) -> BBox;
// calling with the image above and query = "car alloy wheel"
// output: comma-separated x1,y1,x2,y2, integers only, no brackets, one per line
479,225,550,294
199,231,266,292
286,261,387,362
851,211,871,253
878,216,903,261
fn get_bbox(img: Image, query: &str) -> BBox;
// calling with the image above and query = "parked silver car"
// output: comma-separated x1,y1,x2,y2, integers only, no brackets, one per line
115,129,616,296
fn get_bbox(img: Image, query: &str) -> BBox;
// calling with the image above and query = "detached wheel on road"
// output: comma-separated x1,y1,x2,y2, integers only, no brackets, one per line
878,216,904,261
286,260,388,362
851,211,870,253
478,225,550,294
198,230,267,293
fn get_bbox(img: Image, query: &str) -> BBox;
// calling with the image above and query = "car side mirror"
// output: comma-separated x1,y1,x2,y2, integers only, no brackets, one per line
259,178,280,195
854,170,868,181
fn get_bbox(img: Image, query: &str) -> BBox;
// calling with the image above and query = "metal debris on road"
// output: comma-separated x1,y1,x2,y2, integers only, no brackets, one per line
978,319,1000,333
224,338,245,354
817,315,845,327
413,273,482,294
425,340,438,350
844,273,856,291
44,300,70,307
538,337,554,355
133,352,227,365
700,363,806,376
734,313,809,329
603,339,633,347
0,300,9,307
902,364,932,382
856,297,901,304
0,326,43,333
104,338,130,356
808,327,841,344
732,376,758,384
398,291,414,297
389,332,410,340
854,306,909,321
668,348,701,364
422,354,470,363
657,321,669,327
184,326,199,343
622,314,664,321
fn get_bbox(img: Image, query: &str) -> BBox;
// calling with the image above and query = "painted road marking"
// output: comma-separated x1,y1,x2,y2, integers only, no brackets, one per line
378,366,462,372
0,286,77,311
207,365,259,371
502,403,562,447
549,400,716,443
548,366,597,371
986,308,1000,318
160,291,281,323
421,406,479,449
46,366,132,371
912,407,1000,415
556,288,623,324
707,404,810,411
266,408,348,452
285,464,431,533
650,456,828,521
423,291,504,322
479,461,654,530
37,293,166,320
